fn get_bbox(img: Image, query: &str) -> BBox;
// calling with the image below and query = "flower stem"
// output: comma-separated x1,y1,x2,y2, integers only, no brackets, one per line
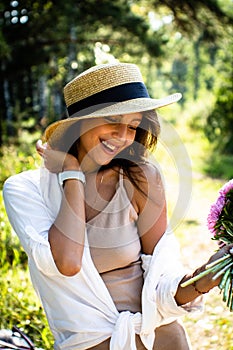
219,268,231,290
181,265,219,288
181,254,233,288
205,254,231,269
212,261,233,281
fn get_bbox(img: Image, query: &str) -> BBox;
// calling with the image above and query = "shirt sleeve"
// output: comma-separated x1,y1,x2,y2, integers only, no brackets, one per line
141,230,204,329
154,232,203,318
3,170,61,276
155,270,204,320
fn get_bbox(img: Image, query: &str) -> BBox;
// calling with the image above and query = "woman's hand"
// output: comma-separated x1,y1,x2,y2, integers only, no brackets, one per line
176,244,233,305
207,243,233,265
36,140,80,173
204,243,233,288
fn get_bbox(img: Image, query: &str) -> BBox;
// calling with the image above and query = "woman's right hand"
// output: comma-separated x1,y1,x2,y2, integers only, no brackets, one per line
36,140,81,173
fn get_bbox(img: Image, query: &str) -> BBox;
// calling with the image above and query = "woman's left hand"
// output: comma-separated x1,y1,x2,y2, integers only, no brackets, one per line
36,140,80,173
191,243,233,294
176,244,233,305
207,243,233,266
205,243,233,287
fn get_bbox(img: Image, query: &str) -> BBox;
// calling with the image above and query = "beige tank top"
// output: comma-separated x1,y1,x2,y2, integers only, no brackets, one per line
87,172,143,313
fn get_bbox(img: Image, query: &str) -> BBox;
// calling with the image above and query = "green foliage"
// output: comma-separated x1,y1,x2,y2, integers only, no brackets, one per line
203,153,233,180
189,31,233,156
0,131,41,187
1,0,232,147
205,80,233,154
174,96,233,180
155,0,233,38
0,267,53,348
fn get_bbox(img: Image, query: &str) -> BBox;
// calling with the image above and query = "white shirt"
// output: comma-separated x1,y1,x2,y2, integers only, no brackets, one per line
3,168,203,350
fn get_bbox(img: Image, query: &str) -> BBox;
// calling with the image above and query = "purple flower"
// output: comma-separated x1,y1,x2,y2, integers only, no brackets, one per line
206,179,233,312
207,179,233,237
207,197,224,235
219,179,233,196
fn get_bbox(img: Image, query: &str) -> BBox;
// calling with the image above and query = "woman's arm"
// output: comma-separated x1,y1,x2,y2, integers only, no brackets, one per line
36,140,86,276
48,179,85,276
133,163,167,255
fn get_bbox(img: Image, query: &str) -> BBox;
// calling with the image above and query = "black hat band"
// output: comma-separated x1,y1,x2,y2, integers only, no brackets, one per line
67,82,150,117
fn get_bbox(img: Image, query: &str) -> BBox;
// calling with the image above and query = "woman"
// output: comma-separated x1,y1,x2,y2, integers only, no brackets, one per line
3,62,233,350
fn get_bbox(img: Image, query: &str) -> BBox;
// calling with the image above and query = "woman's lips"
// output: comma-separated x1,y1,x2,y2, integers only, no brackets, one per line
101,140,120,154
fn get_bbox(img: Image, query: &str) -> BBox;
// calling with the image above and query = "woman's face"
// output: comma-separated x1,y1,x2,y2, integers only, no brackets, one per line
77,113,142,172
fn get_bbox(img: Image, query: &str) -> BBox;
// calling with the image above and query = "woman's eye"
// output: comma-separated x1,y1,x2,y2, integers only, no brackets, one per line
128,125,137,131
103,116,140,130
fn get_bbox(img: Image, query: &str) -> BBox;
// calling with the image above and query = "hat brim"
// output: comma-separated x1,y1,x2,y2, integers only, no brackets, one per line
44,93,182,144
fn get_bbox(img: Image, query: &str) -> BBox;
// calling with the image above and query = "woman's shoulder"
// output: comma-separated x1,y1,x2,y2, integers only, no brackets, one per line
3,169,41,193
129,161,163,185
127,161,165,212
3,168,61,219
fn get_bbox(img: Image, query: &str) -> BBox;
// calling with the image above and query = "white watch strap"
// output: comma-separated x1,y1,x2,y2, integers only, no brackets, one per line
58,171,86,186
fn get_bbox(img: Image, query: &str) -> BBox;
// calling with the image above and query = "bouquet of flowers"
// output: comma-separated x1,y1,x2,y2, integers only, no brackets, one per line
181,179,233,311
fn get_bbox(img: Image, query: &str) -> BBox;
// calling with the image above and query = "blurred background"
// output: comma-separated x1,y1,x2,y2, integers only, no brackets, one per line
0,1,233,349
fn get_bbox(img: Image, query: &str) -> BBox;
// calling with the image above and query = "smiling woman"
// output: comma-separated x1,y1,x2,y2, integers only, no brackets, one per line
3,62,233,350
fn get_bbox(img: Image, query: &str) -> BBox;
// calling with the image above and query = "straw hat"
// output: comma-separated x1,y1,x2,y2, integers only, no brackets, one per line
44,62,182,143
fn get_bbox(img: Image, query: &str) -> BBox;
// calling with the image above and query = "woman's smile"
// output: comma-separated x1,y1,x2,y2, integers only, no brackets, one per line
101,139,123,154
101,139,118,153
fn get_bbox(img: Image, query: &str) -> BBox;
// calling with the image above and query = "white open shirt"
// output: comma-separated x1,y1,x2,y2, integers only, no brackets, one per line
3,168,203,350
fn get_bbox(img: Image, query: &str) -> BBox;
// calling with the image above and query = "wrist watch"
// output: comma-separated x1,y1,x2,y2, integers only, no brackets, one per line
58,170,86,186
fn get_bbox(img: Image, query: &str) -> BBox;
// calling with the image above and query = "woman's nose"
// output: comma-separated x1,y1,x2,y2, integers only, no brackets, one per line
113,123,128,139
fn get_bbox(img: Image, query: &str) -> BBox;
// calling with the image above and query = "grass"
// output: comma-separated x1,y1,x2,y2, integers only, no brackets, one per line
0,116,233,349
